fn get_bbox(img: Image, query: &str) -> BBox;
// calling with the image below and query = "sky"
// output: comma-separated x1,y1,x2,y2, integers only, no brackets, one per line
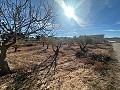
54,0,120,38
1,0,120,38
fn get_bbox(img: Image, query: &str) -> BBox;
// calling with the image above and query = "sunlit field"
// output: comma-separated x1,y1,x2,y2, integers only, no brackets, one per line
0,0,120,90
0,40,117,90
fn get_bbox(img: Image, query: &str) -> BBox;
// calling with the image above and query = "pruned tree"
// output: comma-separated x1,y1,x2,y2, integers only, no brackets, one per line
41,34,46,47
74,35,93,52
35,34,46,47
0,0,56,76
51,38,62,72
45,35,56,49
64,37,74,48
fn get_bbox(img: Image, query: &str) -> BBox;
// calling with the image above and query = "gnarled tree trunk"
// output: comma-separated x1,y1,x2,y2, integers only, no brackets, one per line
79,43,88,52
13,44,18,52
0,45,11,76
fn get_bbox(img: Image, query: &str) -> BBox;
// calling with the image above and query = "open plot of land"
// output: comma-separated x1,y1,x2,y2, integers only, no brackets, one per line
0,44,117,90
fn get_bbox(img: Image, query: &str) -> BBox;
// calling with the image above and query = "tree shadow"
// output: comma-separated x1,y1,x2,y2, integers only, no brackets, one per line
7,46,61,89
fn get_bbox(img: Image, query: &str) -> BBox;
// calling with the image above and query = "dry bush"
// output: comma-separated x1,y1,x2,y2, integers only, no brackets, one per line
75,50,85,58
90,53,111,64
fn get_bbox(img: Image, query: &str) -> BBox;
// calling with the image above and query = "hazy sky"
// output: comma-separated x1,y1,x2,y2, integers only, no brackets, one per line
55,0,120,37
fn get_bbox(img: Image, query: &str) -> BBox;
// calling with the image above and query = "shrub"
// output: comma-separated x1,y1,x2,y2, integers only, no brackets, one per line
90,53,111,64
75,51,85,58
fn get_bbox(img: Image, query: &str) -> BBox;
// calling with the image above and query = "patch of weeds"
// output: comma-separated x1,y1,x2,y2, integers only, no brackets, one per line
75,51,85,58
90,53,111,64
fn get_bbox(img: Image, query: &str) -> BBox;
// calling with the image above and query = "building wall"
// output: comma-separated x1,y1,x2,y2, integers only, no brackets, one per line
89,34,104,39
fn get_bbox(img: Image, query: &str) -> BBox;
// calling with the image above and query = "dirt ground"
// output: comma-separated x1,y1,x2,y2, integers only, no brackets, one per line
112,43,120,90
0,44,117,90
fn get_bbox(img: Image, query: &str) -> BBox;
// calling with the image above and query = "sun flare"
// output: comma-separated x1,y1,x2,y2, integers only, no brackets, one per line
55,0,86,27
62,3,75,18
65,7,74,18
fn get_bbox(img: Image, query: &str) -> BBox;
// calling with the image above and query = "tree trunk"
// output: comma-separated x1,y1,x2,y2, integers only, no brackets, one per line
46,44,49,49
79,44,87,52
14,45,18,52
42,42,45,47
14,47,17,52
0,45,11,76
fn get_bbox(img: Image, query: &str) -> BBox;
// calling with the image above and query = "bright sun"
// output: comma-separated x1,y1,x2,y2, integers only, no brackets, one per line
62,3,75,18
55,0,86,27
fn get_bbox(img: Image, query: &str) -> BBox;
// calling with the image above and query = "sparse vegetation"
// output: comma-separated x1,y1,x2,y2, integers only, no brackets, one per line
75,50,85,58
0,38,117,89
90,53,111,64
0,0,118,90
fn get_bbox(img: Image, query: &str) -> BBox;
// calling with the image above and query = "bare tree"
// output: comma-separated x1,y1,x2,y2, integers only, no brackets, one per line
45,35,56,49
64,37,74,48
51,38,62,72
0,0,56,76
74,35,93,52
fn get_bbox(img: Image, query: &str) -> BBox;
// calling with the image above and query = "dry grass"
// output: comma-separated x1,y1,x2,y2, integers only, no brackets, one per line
0,44,116,90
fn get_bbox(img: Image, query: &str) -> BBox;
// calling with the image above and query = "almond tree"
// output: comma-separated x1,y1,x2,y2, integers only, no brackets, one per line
74,35,93,52
64,37,74,48
0,0,56,76
45,35,56,49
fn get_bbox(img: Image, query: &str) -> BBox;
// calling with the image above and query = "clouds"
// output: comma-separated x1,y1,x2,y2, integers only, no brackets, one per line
105,29,120,32
116,22,120,25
